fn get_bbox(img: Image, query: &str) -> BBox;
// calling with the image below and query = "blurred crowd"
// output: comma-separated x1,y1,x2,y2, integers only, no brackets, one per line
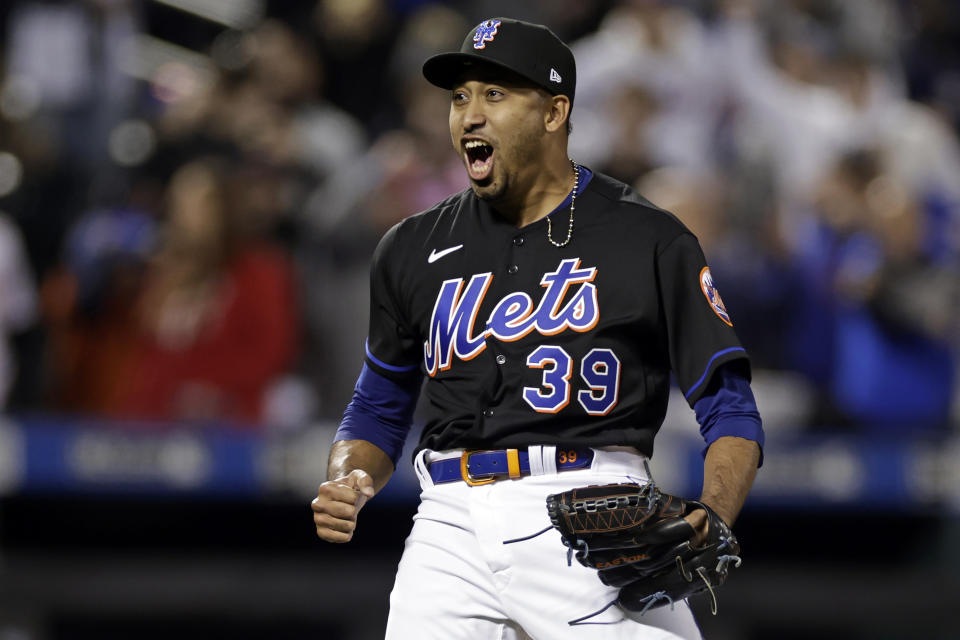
0,0,958,435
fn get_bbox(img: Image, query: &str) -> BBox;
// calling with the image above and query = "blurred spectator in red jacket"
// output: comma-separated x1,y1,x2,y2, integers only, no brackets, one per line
112,157,299,427
40,193,157,415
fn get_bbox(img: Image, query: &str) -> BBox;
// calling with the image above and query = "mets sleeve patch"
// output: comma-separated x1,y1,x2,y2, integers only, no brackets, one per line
699,267,733,327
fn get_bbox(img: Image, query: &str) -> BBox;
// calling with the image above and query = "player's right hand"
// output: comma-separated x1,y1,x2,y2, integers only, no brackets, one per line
311,469,376,543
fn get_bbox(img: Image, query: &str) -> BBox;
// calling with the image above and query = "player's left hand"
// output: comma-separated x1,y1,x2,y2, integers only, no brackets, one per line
683,507,709,547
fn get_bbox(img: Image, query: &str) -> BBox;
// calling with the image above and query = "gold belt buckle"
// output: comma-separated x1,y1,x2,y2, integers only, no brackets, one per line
460,449,522,486
460,450,497,486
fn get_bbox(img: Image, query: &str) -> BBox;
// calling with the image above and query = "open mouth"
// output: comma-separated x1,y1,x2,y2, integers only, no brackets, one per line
464,140,494,182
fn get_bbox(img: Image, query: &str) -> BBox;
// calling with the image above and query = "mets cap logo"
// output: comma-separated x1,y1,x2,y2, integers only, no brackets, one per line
473,19,501,49
699,267,733,327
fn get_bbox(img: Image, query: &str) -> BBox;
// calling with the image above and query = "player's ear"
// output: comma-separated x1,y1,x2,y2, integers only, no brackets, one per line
543,94,571,134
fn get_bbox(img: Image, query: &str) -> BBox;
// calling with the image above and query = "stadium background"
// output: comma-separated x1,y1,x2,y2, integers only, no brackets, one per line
0,0,958,638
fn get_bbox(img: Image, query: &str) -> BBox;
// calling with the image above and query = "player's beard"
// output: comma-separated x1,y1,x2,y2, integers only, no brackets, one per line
470,125,543,204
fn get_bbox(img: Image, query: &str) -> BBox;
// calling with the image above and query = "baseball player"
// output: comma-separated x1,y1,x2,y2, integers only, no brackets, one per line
312,17,763,640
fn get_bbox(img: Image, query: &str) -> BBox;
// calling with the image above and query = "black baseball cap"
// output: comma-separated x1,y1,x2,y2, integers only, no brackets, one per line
423,18,576,105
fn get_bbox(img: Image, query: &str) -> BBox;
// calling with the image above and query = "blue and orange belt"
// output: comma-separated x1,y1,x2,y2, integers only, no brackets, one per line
429,447,594,486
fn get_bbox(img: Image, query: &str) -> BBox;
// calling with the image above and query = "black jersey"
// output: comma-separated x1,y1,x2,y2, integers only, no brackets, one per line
364,171,749,458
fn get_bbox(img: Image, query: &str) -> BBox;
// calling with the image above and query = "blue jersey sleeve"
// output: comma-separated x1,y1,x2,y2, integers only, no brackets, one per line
334,363,423,466
692,362,764,467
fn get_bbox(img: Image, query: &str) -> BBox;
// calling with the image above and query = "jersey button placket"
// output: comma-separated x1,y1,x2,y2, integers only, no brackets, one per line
508,236,523,274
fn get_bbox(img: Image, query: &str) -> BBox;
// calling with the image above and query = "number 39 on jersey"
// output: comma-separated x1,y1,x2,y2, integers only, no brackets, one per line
523,345,621,415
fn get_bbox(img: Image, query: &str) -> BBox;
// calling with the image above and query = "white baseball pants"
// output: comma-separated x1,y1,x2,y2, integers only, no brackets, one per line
384,447,704,640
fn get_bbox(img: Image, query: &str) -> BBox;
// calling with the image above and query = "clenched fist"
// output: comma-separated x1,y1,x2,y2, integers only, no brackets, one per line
312,469,376,543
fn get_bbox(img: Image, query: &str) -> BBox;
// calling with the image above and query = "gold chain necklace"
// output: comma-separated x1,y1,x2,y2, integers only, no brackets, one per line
546,159,579,247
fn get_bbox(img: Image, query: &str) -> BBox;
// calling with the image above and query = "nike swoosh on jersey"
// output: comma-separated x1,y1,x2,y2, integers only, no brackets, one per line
428,244,464,263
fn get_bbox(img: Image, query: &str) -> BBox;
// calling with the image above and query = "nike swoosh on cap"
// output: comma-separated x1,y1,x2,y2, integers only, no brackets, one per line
428,244,464,263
